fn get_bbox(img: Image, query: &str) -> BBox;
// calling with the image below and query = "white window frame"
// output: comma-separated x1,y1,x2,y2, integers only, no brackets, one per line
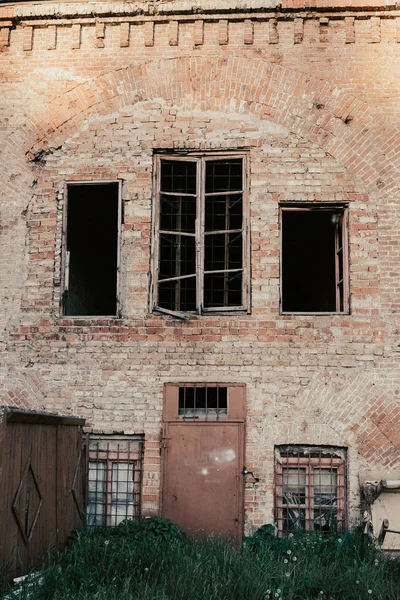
151,152,250,315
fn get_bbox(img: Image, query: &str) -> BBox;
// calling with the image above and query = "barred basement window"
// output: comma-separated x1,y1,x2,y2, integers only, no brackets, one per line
87,435,143,527
275,446,346,536
280,205,349,313
152,153,249,314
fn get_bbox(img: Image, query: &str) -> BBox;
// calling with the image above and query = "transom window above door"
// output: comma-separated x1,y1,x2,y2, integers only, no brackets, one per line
152,153,249,315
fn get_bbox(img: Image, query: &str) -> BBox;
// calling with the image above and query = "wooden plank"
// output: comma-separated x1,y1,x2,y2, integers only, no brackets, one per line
56,426,85,549
0,419,85,580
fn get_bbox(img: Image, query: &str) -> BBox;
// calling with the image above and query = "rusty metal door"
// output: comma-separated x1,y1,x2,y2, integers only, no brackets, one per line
161,384,245,543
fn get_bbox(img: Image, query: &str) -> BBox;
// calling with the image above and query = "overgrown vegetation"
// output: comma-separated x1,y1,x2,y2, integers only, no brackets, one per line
2,518,400,600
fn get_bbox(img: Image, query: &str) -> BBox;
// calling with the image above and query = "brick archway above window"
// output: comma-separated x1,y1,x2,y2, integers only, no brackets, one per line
1,56,398,201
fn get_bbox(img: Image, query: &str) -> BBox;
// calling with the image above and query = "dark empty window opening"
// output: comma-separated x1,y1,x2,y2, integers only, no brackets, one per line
281,207,348,313
275,446,346,537
63,183,120,316
178,385,228,419
154,153,248,314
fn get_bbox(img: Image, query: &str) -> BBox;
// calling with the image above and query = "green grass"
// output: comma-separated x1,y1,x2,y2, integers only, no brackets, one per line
2,520,400,600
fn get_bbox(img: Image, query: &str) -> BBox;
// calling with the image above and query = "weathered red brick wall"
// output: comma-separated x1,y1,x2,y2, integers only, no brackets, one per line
1,0,399,528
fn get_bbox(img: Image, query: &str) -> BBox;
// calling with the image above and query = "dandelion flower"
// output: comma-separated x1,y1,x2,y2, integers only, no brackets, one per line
293,556,297,562
277,589,282,593
284,559,288,564
356,581,360,585
287,549,292,555
104,540,110,546
337,538,342,543
285,572,290,577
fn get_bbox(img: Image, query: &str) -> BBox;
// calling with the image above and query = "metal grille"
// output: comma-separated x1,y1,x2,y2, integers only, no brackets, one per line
178,385,228,420
275,446,346,536
87,436,143,527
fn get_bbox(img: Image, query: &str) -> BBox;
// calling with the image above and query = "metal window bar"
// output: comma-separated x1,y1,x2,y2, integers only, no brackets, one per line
87,438,143,527
275,447,346,537
178,384,228,420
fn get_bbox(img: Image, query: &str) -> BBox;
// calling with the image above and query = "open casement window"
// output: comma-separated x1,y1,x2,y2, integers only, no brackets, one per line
275,446,346,537
152,153,249,314
62,182,122,317
87,435,143,527
280,205,349,314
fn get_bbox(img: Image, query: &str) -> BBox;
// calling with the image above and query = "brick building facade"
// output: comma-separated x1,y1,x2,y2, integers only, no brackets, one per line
1,0,399,543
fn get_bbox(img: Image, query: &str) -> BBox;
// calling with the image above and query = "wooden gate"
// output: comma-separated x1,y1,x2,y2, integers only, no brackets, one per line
0,407,86,579
161,384,245,544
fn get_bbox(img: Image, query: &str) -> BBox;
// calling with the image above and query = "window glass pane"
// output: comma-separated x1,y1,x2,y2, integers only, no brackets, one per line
159,234,196,280
205,160,242,193
158,277,197,312
160,194,196,234
109,503,135,527
313,468,337,502
161,160,196,194
204,272,242,308
204,233,242,272
205,194,242,233
112,462,134,503
87,462,106,527
282,468,306,505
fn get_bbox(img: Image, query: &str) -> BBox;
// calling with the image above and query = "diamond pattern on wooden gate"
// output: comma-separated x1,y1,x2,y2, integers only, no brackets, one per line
12,458,43,544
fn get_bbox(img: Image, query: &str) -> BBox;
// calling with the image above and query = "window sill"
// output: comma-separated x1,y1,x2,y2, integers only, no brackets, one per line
279,311,350,316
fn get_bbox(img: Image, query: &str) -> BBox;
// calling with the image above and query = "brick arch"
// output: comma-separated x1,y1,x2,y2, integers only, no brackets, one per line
2,56,399,199
0,371,47,411
298,372,400,469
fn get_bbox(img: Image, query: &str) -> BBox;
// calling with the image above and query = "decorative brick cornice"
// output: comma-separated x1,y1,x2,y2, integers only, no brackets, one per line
1,0,399,24
1,12,399,51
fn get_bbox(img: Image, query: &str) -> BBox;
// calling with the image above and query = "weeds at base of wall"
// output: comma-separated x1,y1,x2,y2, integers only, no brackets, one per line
1,519,400,600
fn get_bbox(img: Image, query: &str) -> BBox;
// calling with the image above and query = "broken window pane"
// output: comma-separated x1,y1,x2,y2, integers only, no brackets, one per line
281,208,347,313
64,183,119,317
